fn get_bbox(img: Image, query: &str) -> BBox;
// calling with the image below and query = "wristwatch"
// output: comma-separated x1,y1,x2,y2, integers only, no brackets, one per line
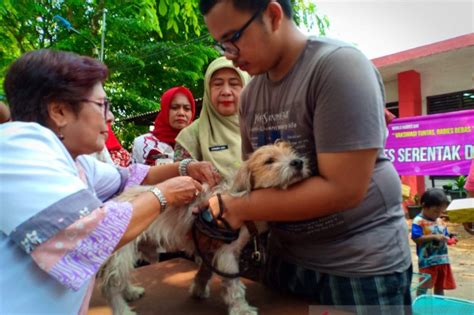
149,186,167,211
178,158,195,176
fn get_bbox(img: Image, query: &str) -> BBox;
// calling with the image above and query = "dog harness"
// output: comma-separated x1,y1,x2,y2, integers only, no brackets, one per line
192,193,265,278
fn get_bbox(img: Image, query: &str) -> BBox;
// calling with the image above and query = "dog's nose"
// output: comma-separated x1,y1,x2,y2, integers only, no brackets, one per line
290,159,303,170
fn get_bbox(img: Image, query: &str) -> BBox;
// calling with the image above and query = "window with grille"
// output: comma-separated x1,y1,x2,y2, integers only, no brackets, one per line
427,90,474,114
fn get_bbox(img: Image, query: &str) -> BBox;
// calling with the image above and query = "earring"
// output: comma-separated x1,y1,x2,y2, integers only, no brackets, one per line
57,127,65,141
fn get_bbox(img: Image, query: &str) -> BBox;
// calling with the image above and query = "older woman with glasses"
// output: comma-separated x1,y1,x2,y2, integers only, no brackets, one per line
0,49,219,314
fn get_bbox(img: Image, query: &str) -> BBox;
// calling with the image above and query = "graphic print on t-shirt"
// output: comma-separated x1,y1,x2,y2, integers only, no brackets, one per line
250,108,313,160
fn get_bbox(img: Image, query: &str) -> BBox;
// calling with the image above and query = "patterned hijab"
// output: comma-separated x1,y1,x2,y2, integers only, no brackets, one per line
176,57,250,181
151,86,195,147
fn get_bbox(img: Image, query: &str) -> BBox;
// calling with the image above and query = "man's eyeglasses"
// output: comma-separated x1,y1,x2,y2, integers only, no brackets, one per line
82,98,111,118
215,5,266,56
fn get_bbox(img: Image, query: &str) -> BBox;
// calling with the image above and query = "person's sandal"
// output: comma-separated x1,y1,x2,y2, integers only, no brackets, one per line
193,193,240,243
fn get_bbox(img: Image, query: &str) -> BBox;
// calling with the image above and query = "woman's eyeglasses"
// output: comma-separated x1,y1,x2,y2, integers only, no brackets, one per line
82,98,111,118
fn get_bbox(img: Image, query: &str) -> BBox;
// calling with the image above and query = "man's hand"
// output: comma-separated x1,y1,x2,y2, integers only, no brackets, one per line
207,194,243,230
191,194,243,230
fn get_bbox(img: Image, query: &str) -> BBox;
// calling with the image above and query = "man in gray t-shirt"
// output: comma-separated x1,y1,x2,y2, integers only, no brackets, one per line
200,0,412,312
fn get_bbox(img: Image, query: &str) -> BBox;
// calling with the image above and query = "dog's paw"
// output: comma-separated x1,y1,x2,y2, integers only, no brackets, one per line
122,308,138,315
190,282,210,299
229,303,258,315
123,285,145,302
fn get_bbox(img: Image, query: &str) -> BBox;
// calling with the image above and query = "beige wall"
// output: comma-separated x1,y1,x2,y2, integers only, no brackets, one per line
384,80,399,103
421,61,473,114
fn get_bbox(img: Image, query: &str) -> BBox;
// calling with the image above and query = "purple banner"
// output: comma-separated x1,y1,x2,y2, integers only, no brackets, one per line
385,109,474,176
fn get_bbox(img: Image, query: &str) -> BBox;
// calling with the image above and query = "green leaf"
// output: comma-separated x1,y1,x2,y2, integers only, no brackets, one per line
173,21,178,34
174,3,180,15
158,0,167,16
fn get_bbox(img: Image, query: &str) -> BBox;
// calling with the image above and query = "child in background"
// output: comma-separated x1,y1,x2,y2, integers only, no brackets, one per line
412,188,457,295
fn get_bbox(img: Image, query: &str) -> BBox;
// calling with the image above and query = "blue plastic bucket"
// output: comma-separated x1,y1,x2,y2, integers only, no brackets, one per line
412,295,474,315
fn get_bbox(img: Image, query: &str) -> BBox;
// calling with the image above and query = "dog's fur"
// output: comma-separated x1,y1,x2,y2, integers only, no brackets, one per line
99,141,310,315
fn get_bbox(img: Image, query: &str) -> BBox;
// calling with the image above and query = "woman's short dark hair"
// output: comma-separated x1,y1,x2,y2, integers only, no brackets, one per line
4,49,108,126
420,188,450,208
200,0,293,19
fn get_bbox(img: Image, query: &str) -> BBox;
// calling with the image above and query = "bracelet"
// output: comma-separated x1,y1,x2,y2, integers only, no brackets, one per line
178,158,195,176
149,186,167,211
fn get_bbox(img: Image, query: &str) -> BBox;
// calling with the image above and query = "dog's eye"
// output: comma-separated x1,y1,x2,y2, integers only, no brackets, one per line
264,157,274,165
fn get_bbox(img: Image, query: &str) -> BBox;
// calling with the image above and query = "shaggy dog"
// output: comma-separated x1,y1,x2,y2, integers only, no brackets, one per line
99,140,310,315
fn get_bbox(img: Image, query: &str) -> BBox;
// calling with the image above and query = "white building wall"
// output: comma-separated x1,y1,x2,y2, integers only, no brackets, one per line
420,61,473,115
384,80,399,103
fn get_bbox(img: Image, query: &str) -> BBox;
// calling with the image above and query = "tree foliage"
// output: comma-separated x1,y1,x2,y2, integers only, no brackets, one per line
293,0,330,35
0,0,328,148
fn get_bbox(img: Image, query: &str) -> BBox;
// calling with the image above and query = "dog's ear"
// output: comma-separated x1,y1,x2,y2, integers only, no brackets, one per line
230,162,253,195
274,138,290,149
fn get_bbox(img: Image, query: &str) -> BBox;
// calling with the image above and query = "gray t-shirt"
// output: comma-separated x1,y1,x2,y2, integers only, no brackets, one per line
239,37,411,276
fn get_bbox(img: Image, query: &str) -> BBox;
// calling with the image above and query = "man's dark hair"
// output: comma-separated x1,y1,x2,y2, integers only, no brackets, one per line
420,188,450,208
4,49,108,126
200,0,293,19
